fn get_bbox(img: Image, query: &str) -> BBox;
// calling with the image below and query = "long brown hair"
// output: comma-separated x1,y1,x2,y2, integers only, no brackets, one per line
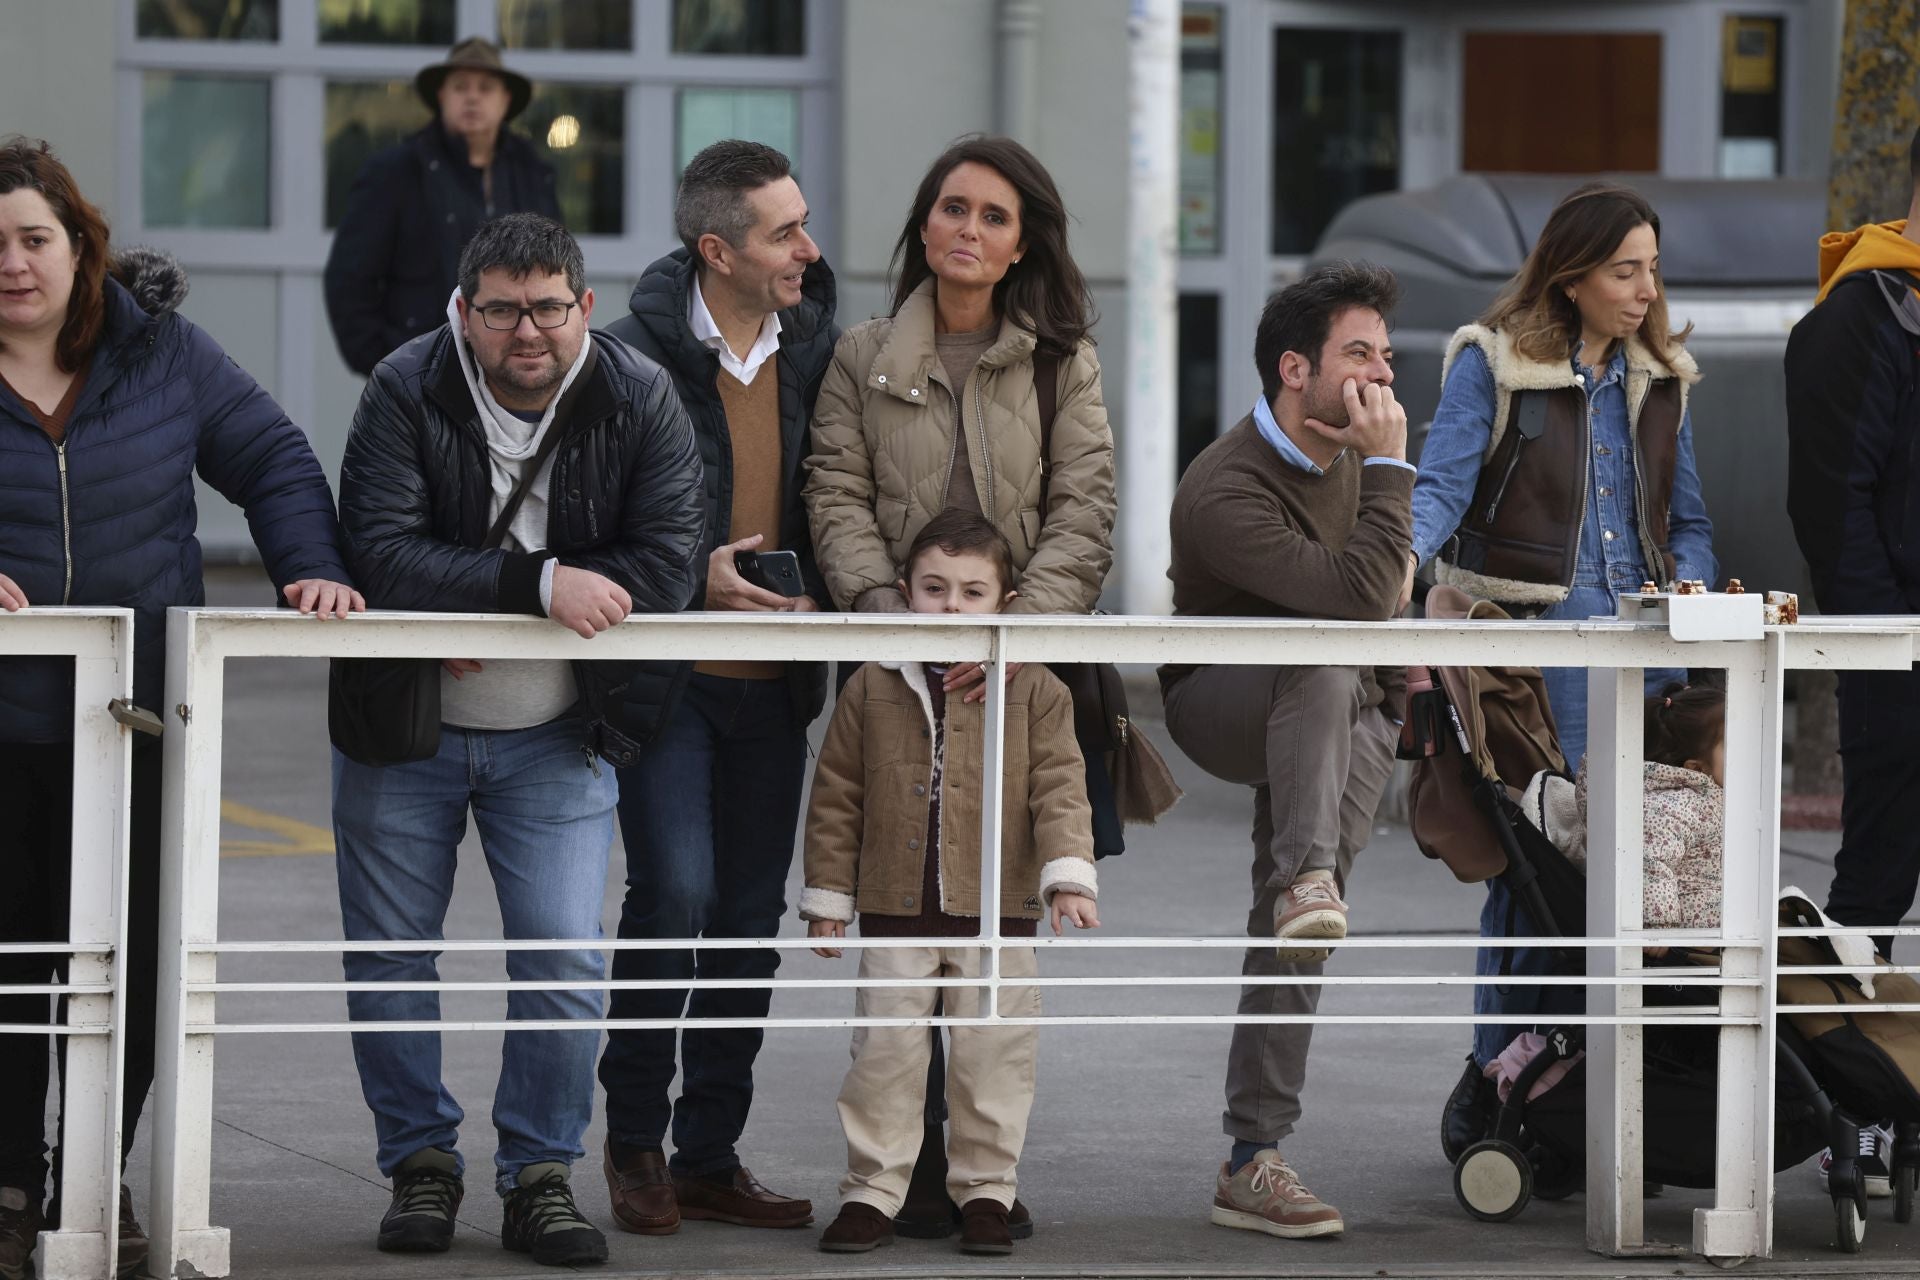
0,136,111,373
888,135,1094,358
1481,181,1690,366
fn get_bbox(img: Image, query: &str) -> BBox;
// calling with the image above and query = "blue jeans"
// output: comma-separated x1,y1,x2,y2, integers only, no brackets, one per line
331,717,616,1195
597,674,806,1176
1471,585,1683,1065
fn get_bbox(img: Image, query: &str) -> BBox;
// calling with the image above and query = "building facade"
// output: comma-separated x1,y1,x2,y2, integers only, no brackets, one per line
0,0,1847,564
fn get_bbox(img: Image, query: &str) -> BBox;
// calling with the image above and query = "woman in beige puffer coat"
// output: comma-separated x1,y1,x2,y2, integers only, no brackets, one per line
804,135,1116,618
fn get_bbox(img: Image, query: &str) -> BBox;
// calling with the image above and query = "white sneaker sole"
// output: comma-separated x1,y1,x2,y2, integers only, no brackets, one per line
1211,1203,1343,1239
1275,911,1346,963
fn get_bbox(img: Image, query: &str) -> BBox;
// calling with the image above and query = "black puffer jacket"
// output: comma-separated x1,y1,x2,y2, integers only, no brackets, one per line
602,249,838,744
335,325,705,764
323,121,561,375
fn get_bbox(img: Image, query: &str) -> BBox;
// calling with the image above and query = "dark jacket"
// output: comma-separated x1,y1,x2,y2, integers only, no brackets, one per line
335,325,705,765
0,250,352,743
602,248,838,743
323,121,561,375
1786,257,1920,615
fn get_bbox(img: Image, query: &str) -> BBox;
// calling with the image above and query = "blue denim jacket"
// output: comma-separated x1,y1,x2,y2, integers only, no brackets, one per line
1410,343,1716,593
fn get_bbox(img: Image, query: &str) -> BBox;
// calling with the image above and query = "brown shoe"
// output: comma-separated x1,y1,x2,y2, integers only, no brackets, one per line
1008,1196,1034,1240
1210,1150,1344,1239
958,1198,1012,1255
819,1202,893,1252
0,1188,44,1280
117,1185,149,1278
603,1141,678,1235
673,1166,812,1228
1273,873,1347,963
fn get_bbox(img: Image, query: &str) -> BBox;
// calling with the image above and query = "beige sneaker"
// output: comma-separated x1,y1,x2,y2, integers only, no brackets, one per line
1210,1150,1344,1239
1274,873,1347,963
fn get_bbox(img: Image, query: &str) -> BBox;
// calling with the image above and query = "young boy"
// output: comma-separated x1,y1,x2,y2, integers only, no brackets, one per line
800,508,1100,1257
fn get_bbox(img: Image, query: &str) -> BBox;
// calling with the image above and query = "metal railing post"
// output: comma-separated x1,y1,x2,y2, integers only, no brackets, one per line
1585,657,1649,1254
150,608,232,1278
1693,632,1786,1261
979,622,1006,1016
30,610,133,1280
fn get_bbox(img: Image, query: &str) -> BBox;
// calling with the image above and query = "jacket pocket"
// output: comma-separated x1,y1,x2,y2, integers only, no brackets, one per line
1019,507,1042,553
877,496,909,544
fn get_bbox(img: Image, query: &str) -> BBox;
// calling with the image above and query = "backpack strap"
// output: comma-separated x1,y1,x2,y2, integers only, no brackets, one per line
1034,350,1061,504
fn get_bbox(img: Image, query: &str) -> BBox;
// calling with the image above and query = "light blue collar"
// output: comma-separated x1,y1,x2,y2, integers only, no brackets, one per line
1252,396,1326,475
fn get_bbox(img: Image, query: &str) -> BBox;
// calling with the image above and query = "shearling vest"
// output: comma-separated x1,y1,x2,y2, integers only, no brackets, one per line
1435,325,1698,608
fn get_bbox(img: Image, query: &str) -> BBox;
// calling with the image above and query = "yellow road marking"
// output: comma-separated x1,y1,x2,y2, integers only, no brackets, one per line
221,800,335,857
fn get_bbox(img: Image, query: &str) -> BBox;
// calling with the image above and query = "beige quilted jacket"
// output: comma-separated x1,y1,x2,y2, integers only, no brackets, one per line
802,279,1117,614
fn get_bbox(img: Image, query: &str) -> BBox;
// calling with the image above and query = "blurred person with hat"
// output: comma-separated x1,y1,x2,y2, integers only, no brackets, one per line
324,37,559,376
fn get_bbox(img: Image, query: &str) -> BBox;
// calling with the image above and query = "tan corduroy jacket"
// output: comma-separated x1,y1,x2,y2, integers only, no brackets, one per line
798,661,1098,923
802,279,1117,615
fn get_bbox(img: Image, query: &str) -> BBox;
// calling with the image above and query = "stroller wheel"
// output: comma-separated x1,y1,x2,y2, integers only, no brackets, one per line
1835,1194,1866,1253
1894,1166,1915,1225
1455,1139,1533,1223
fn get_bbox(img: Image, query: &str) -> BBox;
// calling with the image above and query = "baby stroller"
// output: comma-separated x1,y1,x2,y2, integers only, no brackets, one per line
1399,586,1913,1251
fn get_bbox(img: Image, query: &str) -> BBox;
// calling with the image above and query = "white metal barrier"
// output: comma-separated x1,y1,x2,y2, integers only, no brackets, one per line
0,608,134,1280
146,606,1914,1277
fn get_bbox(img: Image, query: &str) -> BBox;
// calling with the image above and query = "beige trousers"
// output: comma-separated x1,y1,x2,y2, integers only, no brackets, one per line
836,944,1041,1214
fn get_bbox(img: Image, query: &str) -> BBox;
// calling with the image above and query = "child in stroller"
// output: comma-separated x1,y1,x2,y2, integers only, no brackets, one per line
1403,596,1919,1248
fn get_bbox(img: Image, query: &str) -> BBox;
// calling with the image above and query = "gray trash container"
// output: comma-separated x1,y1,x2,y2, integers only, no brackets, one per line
1310,173,1825,593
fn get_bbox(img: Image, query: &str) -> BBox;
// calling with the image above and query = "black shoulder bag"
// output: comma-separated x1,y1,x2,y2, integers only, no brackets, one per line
1032,353,1181,847
328,345,596,767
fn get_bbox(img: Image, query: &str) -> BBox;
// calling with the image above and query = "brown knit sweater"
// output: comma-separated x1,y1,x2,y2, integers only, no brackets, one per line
698,366,785,679
1160,415,1413,693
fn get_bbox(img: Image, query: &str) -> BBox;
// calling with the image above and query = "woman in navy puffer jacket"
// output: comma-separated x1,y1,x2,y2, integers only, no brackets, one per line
0,137,359,1278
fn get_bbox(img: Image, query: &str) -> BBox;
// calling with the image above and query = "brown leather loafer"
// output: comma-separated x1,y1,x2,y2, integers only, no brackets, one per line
603,1140,678,1235
674,1166,813,1228
819,1202,893,1252
959,1198,1012,1255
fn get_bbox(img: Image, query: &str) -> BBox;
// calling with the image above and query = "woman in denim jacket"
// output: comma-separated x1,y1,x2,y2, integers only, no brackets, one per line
1410,183,1716,1157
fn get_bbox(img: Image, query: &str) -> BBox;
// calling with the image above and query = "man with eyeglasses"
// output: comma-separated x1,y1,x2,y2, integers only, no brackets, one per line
329,212,704,1267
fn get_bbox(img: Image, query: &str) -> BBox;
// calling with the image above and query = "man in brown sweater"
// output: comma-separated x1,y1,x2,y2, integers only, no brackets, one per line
598,140,837,1235
1159,261,1411,1241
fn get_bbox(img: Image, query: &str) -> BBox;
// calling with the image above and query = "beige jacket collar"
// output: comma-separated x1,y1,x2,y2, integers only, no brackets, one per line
869,278,1038,405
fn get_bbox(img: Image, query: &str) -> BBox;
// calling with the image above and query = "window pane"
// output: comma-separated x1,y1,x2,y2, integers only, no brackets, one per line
677,88,797,172
319,0,455,45
1719,15,1783,177
324,81,432,228
673,0,806,55
1270,28,1400,255
143,73,271,228
1177,293,1222,476
1180,4,1223,254
137,0,278,39
498,0,632,51
524,85,626,235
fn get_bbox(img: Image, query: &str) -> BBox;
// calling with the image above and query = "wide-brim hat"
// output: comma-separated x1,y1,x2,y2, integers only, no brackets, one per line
415,37,532,122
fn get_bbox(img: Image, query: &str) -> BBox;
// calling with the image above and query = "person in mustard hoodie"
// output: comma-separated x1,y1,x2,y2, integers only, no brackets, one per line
1785,124,1920,968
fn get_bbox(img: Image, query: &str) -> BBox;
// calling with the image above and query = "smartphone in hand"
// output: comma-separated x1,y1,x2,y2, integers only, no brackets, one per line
734,549,806,598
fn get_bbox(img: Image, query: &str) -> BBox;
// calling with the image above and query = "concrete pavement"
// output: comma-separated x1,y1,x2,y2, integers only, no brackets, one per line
103,570,1920,1277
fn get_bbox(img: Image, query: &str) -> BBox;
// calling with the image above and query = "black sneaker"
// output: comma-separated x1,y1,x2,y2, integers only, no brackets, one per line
1441,1053,1496,1163
379,1148,464,1253
0,1187,44,1280
502,1163,607,1267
